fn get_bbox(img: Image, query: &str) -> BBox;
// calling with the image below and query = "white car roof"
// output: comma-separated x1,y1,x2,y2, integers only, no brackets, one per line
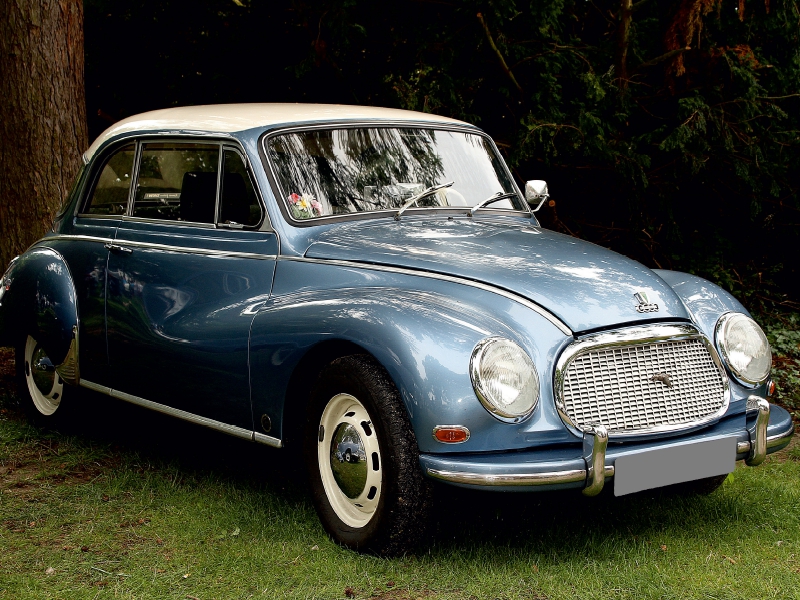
84,103,470,162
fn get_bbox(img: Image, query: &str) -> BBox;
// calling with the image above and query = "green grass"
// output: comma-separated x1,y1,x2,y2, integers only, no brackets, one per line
1,348,800,599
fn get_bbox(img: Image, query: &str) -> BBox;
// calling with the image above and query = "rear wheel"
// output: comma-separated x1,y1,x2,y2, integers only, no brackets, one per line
304,354,431,556
16,334,69,425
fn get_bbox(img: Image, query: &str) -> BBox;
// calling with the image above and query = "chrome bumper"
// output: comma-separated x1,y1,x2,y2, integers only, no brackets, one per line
425,398,794,493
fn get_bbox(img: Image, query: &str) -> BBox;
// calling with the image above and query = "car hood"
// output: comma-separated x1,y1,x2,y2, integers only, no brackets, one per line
304,218,689,333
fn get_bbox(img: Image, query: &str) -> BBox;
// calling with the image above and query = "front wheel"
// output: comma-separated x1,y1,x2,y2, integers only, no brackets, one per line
304,355,431,556
16,334,69,425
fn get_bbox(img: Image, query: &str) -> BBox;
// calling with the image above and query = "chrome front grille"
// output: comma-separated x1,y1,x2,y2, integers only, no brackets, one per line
555,325,728,436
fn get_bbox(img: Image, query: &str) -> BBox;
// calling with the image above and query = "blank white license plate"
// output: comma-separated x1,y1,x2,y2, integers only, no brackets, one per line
614,436,736,496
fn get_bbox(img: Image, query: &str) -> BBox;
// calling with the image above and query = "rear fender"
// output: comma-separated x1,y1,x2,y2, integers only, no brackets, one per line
0,246,80,384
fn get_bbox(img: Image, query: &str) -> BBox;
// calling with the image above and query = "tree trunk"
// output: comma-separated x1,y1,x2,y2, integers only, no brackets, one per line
0,0,87,270
617,0,633,90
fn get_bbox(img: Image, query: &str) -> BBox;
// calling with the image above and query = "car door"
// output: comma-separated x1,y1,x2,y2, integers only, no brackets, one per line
105,140,277,430
56,142,136,386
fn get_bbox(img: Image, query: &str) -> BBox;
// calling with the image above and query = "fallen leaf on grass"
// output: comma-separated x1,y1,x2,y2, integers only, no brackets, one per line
723,555,737,564
345,587,355,598
81,546,90,552
45,567,55,576
310,544,319,551
531,564,539,573
182,573,190,579
231,527,240,537
387,581,395,587
660,544,667,551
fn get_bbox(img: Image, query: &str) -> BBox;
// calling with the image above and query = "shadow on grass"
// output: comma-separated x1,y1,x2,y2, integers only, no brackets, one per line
0,353,768,561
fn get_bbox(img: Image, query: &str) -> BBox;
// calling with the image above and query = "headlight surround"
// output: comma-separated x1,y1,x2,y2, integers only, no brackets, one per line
470,337,539,422
715,312,771,385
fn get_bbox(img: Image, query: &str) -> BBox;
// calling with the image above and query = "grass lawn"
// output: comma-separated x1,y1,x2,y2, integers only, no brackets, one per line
1,346,799,600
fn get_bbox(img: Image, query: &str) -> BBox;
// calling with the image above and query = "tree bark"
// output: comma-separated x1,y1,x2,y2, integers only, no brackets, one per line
0,0,87,270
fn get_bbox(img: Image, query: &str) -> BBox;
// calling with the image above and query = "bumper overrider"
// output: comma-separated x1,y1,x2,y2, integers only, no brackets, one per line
421,398,795,495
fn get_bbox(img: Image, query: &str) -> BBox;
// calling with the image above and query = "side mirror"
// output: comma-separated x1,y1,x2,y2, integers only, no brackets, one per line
525,180,549,212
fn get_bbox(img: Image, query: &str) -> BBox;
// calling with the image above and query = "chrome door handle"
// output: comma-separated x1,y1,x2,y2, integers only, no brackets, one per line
104,243,133,254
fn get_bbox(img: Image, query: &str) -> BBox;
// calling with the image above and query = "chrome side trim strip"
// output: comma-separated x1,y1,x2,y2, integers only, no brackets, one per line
39,234,113,245
253,432,283,447
281,256,572,335
79,379,282,448
42,235,277,261
114,239,277,261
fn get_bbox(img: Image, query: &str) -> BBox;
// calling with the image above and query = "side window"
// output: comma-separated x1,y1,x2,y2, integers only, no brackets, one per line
132,143,220,223
85,144,135,215
220,150,262,227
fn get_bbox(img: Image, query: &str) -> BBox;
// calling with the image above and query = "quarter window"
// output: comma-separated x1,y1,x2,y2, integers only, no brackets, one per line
85,144,135,215
220,150,262,227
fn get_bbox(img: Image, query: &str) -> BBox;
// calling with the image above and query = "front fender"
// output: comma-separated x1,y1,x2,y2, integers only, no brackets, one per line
653,270,749,341
0,246,79,381
653,269,772,404
249,259,571,454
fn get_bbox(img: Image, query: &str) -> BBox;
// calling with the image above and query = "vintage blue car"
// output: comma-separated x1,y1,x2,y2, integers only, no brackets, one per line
0,104,793,555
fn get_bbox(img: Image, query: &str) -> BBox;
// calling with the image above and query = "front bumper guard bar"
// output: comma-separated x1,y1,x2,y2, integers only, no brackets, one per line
426,396,793,492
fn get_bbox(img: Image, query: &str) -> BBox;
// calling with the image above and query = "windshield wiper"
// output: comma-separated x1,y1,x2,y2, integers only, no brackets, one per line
468,191,519,217
394,181,455,221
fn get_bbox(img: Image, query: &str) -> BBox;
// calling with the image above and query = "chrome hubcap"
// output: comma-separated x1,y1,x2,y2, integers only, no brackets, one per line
330,423,367,498
24,336,63,416
318,393,382,528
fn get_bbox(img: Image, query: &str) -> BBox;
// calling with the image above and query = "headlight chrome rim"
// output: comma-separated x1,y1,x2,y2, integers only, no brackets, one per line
470,336,539,423
715,312,772,386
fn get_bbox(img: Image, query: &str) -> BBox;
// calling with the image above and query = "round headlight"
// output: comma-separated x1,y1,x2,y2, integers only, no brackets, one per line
470,337,539,421
716,312,771,385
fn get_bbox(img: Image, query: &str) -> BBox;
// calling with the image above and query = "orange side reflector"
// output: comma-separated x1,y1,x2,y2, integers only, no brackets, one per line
433,427,469,443
768,380,776,397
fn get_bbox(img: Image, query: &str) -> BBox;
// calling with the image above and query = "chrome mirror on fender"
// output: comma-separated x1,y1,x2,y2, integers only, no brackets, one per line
525,180,549,212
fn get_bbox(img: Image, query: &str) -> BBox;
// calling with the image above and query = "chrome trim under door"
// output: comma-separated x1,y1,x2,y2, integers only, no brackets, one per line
80,379,282,448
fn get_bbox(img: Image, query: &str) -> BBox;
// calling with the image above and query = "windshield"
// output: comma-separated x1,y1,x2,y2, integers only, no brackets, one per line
266,127,525,220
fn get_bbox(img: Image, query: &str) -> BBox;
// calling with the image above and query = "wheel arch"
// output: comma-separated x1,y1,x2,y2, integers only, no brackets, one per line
280,338,373,449
0,245,80,384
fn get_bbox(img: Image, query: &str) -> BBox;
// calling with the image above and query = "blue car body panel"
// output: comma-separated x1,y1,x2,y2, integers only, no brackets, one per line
304,218,691,333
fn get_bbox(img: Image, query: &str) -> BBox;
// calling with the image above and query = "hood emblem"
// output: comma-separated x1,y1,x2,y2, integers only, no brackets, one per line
634,291,659,313
650,373,673,388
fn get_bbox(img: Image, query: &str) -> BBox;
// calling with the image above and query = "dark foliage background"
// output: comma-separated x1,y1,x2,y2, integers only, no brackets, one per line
85,0,799,310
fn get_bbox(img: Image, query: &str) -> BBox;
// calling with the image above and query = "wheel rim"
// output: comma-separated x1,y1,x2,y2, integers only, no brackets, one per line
24,336,63,416
318,393,382,528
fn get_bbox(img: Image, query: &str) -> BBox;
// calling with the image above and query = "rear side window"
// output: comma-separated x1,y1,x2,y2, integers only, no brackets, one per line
220,150,262,227
85,144,135,215
132,142,220,223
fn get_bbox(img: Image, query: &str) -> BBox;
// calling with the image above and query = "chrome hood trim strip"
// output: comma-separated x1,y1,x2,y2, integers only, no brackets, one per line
281,256,572,336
